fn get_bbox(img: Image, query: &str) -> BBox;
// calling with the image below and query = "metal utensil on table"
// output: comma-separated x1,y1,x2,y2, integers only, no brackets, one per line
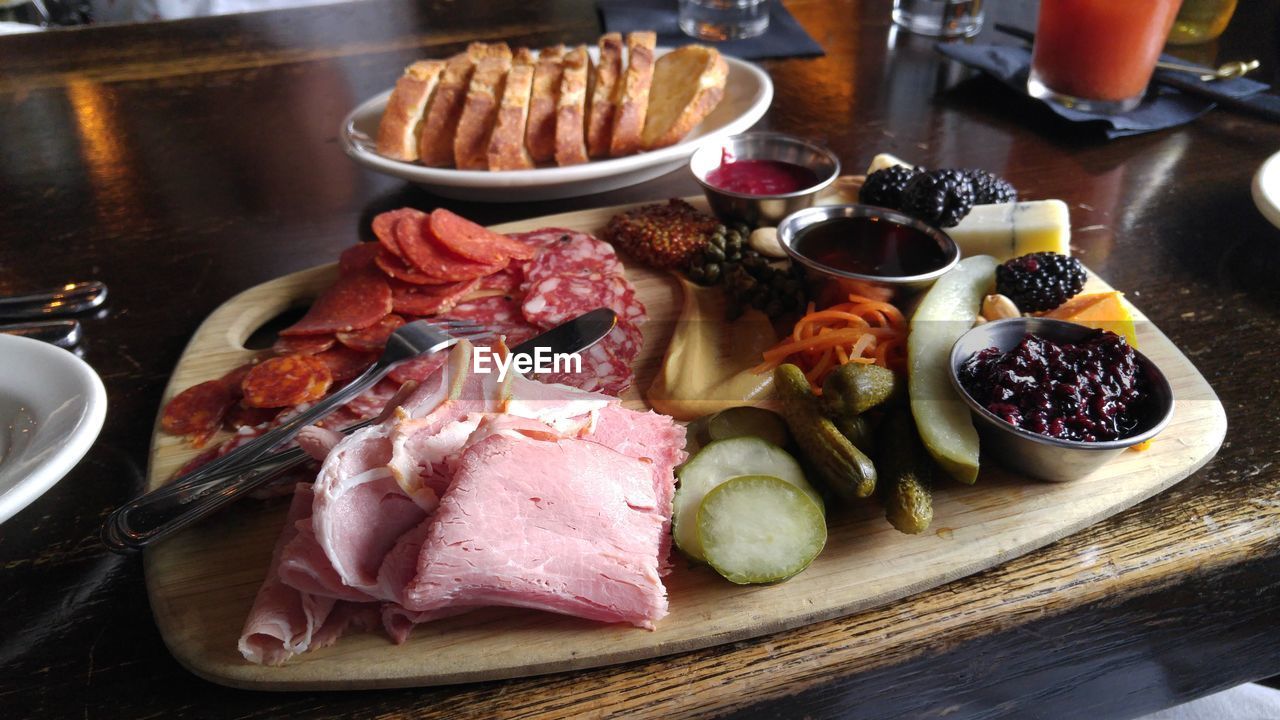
0,281,107,319
101,308,619,552
0,319,81,348
1157,58,1260,82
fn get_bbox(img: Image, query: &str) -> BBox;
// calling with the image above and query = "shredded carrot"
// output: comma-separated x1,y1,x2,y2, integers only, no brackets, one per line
754,291,909,385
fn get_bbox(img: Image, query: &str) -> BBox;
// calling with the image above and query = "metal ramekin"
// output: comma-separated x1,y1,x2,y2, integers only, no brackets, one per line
689,132,840,226
947,317,1175,483
776,204,960,301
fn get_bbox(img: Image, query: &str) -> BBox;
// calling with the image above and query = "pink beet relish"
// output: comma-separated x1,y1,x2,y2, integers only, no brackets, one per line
706,158,820,196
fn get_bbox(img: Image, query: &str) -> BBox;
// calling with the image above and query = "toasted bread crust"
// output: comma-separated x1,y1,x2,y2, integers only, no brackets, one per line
608,32,656,158
417,47,481,167
554,45,591,167
641,46,728,151
376,60,446,162
487,49,537,171
585,33,623,158
525,45,565,163
454,54,513,170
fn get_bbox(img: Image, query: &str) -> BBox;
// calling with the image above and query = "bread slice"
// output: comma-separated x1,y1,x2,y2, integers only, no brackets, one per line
554,45,592,167
524,45,565,164
585,32,623,158
418,43,511,167
608,32,657,158
453,50,514,170
641,45,729,151
487,48,537,171
376,60,446,162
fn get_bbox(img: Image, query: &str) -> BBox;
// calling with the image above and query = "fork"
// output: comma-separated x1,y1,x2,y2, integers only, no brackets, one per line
101,318,489,550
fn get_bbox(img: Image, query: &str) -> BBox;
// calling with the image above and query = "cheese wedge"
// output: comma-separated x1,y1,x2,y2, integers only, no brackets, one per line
947,200,1072,261
865,153,915,173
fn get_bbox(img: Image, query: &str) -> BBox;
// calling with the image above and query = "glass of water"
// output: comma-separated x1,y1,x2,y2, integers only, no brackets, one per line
679,0,771,41
892,0,984,38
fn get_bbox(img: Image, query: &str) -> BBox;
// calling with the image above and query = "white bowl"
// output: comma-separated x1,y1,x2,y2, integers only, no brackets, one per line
0,334,107,524
339,48,774,202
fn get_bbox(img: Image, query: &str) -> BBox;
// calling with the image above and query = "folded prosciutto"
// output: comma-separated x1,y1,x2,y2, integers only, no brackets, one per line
239,341,686,664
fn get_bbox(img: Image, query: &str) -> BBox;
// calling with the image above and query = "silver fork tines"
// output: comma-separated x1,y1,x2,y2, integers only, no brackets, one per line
102,318,490,551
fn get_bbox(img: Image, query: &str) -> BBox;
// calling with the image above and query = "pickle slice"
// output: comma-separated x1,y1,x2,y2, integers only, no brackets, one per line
698,475,827,585
673,437,820,562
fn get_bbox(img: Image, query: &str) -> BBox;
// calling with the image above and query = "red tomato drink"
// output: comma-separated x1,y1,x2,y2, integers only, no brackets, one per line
1028,0,1183,113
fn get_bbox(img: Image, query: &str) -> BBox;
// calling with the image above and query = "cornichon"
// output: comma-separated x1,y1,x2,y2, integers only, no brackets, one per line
879,408,934,534
774,364,877,500
822,363,900,417
829,413,873,454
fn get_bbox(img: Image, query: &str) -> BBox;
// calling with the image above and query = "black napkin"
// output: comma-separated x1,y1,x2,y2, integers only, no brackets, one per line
597,0,824,61
936,42,1271,139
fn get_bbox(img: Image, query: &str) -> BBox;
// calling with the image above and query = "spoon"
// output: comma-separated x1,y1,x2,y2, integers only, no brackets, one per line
1157,58,1261,82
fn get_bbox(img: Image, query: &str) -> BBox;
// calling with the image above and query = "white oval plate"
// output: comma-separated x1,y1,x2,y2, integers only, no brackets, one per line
339,50,774,202
1252,149,1280,230
0,334,107,524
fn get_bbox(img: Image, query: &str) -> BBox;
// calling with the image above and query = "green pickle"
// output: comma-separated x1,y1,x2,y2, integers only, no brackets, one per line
774,364,877,500
880,409,934,534
705,407,790,447
822,363,900,417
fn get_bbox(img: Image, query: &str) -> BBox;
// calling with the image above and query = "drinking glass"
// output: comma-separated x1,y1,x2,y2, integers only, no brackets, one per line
1027,0,1183,114
679,0,770,41
1167,0,1238,45
891,0,984,38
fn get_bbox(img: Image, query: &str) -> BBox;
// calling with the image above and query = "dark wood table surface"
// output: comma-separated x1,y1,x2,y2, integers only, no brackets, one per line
3,0,1279,717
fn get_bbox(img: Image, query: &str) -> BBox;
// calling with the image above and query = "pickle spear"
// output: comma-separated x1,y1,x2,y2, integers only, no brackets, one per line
907,255,998,484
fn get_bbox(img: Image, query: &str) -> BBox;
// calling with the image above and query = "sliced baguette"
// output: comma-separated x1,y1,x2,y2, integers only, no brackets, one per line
453,50,514,170
585,32,623,158
554,45,592,167
487,48,537,171
376,60,445,162
608,31,657,158
417,44,482,167
524,45,565,163
641,45,728,151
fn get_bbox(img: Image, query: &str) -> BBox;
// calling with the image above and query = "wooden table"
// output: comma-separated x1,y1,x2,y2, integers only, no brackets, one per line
2,1,1279,717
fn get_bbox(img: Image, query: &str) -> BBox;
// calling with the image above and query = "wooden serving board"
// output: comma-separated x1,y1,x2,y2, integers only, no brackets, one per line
144,199,1227,691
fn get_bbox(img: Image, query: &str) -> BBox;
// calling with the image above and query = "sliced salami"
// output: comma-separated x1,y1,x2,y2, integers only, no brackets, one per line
430,208,536,263
394,210,504,281
604,318,644,365
279,268,392,337
272,334,335,356
536,341,632,396
447,294,526,326
389,277,480,317
337,243,381,275
316,345,378,385
387,353,448,386
520,229,622,288
241,354,333,408
224,403,281,431
161,379,236,447
520,273,636,329
335,314,404,352
476,265,523,295
371,208,417,261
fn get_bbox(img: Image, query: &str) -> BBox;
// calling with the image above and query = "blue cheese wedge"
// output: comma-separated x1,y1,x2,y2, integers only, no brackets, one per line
947,200,1071,260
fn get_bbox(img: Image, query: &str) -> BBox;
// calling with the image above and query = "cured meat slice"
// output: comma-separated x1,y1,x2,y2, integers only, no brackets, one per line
537,340,632,396
429,208,536,264
375,248,449,285
447,294,525,325
394,210,504,282
279,267,392,337
371,208,418,261
242,355,333,408
520,229,622,287
315,345,377,385
475,265,523,295
161,380,235,447
224,404,280,431
520,273,634,329
387,353,448,386
337,242,381,275
272,334,335,356
336,314,405,352
402,430,670,629
389,277,479,317
239,485,339,666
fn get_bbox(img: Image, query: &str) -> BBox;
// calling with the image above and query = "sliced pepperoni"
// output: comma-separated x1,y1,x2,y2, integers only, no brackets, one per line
279,268,393,337
316,345,379,385
338,243,381,275
219,362,257,394
335,314,404,352
520,229,623,288
394,210,504,282
429,208,536,264
371,208,418,261
241,354,333,408
375,248,450,285
273,334,335,356
224,403,281,431
389,277,480,317
161,379,236,446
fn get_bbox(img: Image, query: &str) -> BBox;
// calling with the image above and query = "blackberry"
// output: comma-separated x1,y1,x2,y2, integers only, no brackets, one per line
965,169,1018,205
900,169,975,228
996,252,1087,312
860,165,921,210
